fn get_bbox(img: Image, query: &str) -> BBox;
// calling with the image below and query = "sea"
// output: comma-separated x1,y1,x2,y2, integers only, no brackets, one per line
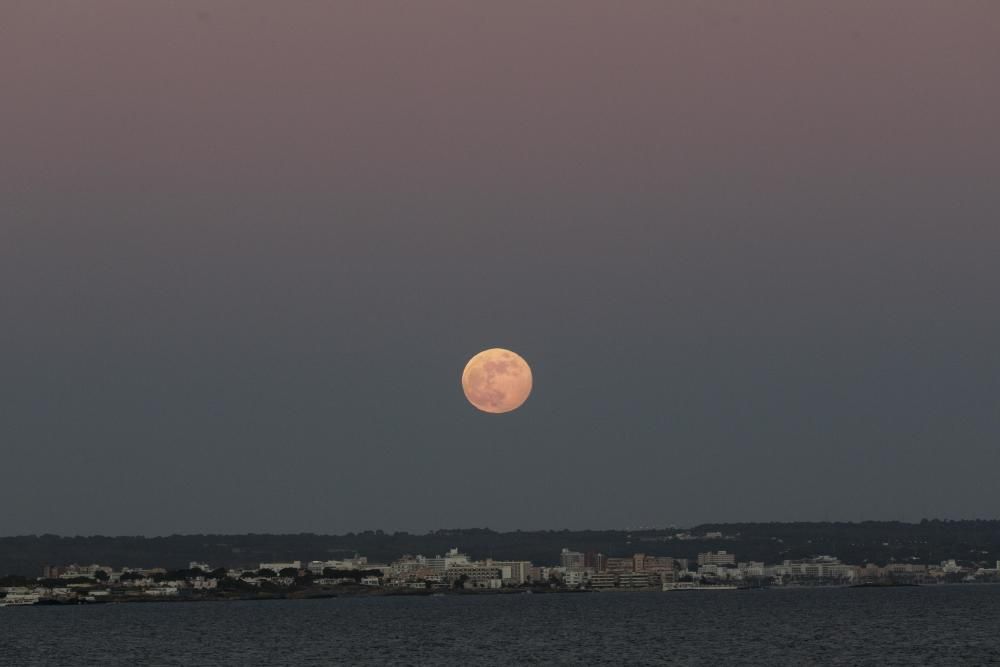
3,586,1000,666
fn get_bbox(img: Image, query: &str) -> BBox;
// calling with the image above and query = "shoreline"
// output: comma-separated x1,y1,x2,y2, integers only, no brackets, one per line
9,582,999,608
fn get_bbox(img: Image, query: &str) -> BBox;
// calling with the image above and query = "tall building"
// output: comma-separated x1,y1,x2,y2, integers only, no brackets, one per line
588,572,617,589
775,558,857,582
604,557,633,574
585,551,607,572
445,565,502,586
560,548,585,570
697,551,736,566
617,572,658,589
641,556,675,576
485,559,532,585
426,548,470,573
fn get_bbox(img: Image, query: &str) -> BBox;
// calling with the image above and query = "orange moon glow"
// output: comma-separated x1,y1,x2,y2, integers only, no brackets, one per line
461,348,533,414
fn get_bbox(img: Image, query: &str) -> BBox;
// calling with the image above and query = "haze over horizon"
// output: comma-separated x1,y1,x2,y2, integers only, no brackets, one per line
2,2,999,536
14,518,1000,541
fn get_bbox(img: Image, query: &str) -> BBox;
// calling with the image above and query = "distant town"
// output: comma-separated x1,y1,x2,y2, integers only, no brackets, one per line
4,529,1000,607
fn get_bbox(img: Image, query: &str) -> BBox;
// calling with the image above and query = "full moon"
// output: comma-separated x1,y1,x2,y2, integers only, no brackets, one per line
461,348,533,414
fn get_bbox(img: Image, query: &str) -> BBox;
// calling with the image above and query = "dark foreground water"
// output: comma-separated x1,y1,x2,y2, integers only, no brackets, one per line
3,587,1000,666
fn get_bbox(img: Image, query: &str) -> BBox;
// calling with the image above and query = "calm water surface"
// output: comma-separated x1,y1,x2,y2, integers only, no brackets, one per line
3,587,1000,665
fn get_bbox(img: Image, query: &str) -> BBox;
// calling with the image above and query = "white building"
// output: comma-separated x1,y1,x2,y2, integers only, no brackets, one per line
560,549,586,570
445,564,500,579
735,562,765,578
307,556,370,575
485,560,532,585
427,548,471,573
697,551,736,566
773,558,856,581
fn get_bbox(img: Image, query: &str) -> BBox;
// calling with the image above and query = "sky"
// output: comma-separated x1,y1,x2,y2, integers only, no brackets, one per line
2,1,999,536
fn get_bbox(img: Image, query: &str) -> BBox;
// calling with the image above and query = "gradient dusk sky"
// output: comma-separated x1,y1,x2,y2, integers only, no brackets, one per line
2,2,999,535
